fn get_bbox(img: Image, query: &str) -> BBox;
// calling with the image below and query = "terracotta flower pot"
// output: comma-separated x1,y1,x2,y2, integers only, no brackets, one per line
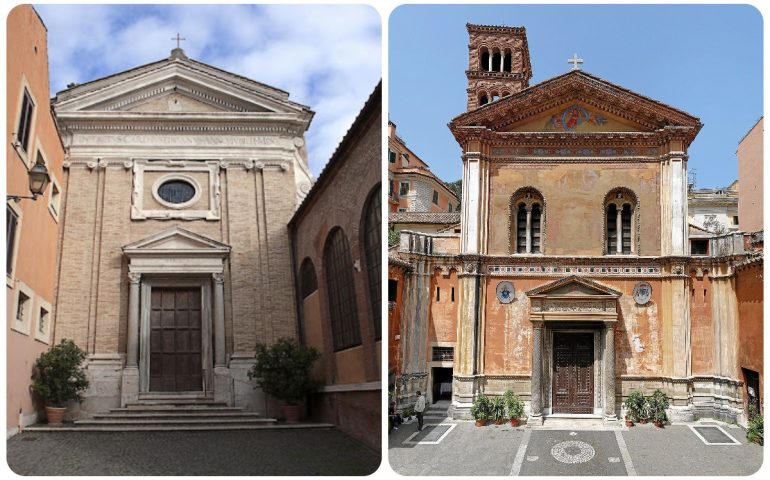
475,419,487,427
46,406,66,425
625,419,634,427
654,420,664,428
283,404,302,424
494,418,504,425
639,418,648,424
510,418,521,427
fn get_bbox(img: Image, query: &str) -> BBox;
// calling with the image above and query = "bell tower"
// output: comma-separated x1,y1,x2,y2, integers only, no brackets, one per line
466,23,532,111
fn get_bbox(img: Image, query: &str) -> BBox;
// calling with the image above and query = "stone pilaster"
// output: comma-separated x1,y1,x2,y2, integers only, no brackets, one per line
121,272,141,407
529,321,544,425
603,322,617,422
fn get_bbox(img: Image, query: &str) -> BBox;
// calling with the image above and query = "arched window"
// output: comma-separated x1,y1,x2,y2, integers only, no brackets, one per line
604,188,638,255
324,228,361,351
299,258,317,300
479,92,489,106
510,187,545,254
362,185,381,340
492,48,502,72
503,49,512,72
480,48,490,71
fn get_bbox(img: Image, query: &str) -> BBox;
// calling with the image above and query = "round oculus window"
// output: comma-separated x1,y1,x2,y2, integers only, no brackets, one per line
157,179,196,204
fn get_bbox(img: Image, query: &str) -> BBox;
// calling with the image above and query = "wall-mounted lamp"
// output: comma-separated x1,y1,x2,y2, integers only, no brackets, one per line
7,162,51,202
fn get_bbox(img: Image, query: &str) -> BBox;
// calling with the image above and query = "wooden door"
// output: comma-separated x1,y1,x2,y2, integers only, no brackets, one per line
149,287,202,392
552,332,594,414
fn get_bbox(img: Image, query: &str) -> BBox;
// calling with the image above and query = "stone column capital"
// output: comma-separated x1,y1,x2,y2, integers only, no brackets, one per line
531,320,544,330
128,272,142,284
212,272,225,284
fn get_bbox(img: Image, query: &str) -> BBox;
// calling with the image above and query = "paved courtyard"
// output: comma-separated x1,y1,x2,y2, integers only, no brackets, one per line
389,419,763,476
7,429,380,476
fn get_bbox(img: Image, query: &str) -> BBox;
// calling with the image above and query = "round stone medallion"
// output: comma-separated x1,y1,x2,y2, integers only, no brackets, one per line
496,281,515,304
632,281,652,305
550,440,596,464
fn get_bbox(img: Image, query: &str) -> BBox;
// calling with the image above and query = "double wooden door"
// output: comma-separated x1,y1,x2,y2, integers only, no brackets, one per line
552,332,594,414
149,287,203,392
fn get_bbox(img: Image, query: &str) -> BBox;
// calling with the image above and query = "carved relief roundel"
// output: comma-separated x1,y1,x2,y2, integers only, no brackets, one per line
496,281,515,304
633,281,652,305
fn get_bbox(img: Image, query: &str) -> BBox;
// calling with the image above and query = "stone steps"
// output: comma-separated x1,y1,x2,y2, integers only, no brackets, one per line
76,417,276,425
95,411,265,419
23,423,336,432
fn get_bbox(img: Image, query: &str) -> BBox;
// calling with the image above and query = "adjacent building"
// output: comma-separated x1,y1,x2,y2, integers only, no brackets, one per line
388,121,459,214
289,82,381,451
391,23,761,427
737,117,763,233
6,5,66,436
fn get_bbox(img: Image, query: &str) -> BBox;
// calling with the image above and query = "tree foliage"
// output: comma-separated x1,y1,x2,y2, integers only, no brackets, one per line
445,179,462,207
31,339,89,407
248,338,321,405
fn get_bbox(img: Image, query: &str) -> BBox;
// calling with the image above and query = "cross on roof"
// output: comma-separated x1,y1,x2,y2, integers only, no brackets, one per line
171,33,186,49
568,53,583,71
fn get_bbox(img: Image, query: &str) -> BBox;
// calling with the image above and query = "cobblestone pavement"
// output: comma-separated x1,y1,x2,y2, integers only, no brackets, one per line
7,429,380,476
388,419,763,476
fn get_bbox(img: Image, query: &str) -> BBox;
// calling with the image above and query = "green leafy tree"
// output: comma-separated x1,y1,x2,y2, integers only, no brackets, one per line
248,338,321,405
31,339,90,407
388,228,401,247
445,179,462,208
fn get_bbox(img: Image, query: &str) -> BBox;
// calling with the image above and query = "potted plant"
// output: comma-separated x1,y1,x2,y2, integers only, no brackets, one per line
248,337,320,423
503,389,524,427
649,389,669,428
746,405,764,445
469,392,491,427
491,396,506,425
639,395,653,424
624,390,645,427
30,339,90,425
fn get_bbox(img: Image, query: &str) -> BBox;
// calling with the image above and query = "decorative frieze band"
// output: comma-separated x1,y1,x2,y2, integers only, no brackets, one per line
490,146,659,157
63,158,290,171
488,264,661,276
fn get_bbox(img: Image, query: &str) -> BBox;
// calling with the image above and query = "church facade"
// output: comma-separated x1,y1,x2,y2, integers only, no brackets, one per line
393,24,758,425
51,47,315,416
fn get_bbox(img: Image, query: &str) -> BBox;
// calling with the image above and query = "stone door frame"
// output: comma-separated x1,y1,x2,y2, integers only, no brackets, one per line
544,326,603,416
139,275,213,395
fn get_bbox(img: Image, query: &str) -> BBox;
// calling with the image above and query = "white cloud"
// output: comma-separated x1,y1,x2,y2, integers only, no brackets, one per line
34,4,381,176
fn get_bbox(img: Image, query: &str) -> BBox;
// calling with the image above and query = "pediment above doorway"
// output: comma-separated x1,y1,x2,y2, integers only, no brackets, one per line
122,227,230,274
527,276,620,323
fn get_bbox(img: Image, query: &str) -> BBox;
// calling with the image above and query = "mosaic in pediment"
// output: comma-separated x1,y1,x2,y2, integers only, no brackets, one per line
507,104,641,133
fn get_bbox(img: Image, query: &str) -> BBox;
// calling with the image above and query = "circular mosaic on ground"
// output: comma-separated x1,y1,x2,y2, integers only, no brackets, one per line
550,440,596,464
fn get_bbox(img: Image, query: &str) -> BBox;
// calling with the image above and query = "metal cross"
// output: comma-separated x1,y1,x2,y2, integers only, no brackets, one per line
567,53,583,71
171,33,186,49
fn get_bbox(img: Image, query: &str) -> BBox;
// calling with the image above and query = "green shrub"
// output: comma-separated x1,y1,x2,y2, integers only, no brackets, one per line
503,390,525,420
402,406,415,418
31,339,89,407
490,396,506,421
469,392,491,421
747,405,763,445
624,390,646,422
648,389,669,423
247,338,320,405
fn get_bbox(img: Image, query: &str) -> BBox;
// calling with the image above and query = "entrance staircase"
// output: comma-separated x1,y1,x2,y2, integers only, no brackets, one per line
23,396,335,432
423,400,452,422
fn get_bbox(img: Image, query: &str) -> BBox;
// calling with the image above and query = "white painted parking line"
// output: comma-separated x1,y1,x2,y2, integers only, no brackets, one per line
615,430,637,476
402,423,457,445
510,429,531,476
688,425,742,445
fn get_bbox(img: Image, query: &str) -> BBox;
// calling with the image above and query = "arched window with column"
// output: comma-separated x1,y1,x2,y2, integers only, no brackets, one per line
323,227,361,351
604,188,638,255
361,185,381,340
503,49,512,72
480,47,490,71
479,92,489,106
491,48,502,71
510,187,545,254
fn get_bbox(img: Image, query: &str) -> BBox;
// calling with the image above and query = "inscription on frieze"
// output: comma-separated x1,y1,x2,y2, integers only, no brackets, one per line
74,134,283,147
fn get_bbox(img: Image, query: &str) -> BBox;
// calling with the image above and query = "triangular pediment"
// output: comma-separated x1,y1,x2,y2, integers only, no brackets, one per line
451,70,702,138
526,275,622,297
123,226,230,255
53,54,312,118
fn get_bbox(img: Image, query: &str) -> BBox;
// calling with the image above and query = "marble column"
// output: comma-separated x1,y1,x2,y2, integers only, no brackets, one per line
213,273,226,367
616,207,623,254
604,322,618,422
525,206,533,254
529,321,544,424
126,272,141,367
488,52,493,72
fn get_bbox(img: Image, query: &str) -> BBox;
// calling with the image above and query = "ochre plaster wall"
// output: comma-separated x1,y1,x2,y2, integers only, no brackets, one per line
481,277,664,377
736,264,763,409
689,272,714,375
736,118,763,233
302,292,326,383
388,265,405,377
487,163,661,256
428,269,458,344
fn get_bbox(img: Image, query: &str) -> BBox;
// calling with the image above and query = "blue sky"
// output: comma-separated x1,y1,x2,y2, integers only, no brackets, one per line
33,4,381,176
389,4,763,188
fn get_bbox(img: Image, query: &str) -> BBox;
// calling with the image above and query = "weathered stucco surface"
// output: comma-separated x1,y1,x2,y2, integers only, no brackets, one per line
429,269,458,343
690,272,714,375
487,163,661,256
